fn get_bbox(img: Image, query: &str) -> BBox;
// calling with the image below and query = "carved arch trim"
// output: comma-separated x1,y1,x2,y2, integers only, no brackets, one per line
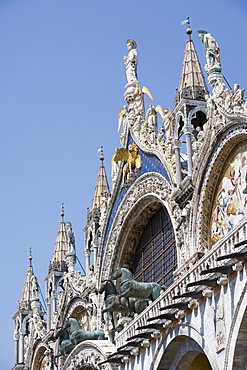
100,172,178,280
63,341,116,370
150,324,218,370
30,341,50,370
196,124,247,251
62,297,91,330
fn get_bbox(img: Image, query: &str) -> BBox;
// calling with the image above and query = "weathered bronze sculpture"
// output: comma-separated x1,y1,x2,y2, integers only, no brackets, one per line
64,317,105,345
99,279,148,329
54,327,74,357
112,268,167,311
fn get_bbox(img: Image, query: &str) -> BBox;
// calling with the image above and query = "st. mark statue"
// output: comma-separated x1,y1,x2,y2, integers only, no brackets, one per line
124,39,138,83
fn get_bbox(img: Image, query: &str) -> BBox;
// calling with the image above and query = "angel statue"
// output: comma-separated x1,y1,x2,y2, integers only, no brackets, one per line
146,104,165,125
118,105,128,132
163,107,173,139
124,39,138,84
113,144,142,185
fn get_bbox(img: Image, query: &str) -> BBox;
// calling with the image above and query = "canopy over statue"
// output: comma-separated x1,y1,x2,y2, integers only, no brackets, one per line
124,39,138,83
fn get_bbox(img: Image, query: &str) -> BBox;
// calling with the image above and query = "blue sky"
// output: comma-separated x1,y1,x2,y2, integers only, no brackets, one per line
1,0,247,368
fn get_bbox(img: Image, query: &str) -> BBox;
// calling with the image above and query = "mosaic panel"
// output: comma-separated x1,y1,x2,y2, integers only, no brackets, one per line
102,134,170,261
211,141,247,244
197,125,247,249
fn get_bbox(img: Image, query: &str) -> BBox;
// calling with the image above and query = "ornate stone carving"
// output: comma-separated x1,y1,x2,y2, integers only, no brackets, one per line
64,345,117,370
100,173,178,280
31,306,46,339
197,125,247,251
210,79,247,127
64,269,87,295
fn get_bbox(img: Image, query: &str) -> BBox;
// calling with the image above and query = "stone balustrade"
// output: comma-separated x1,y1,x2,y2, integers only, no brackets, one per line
115,217,247,348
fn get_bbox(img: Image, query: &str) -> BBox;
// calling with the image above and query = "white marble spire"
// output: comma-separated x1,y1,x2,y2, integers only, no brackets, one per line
18,251,39,310
49,205,69,273
175,26,208,105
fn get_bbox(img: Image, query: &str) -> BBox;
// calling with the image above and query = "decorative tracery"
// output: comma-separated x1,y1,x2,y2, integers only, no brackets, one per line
133,207,177,286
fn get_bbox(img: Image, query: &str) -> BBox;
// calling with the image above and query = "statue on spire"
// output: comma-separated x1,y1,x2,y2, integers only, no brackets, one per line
198,30,222,86
198,30,221,69
124,39,138,83
65,221,75,255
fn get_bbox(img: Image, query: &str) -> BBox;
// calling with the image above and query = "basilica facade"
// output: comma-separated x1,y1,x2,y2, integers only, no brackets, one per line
13,26,247,370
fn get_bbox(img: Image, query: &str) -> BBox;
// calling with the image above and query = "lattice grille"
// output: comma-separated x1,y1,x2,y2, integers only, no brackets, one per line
133,207,177,286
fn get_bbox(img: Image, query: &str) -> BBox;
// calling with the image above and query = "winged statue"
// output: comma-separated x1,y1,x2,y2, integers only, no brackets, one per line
118,105,128,132
113,144,142,184
155,105,165,119
141,86,154,101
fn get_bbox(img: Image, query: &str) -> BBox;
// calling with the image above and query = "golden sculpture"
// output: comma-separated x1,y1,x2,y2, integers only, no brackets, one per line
113,144,142,184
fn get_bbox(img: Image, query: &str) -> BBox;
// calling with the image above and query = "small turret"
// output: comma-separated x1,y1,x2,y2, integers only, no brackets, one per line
17,252,38,310
84,149,110,280
175,25,208,106
91,152,110,211
173,24,208,187
45,206,75,330
48,205,69,274
13,251,42,367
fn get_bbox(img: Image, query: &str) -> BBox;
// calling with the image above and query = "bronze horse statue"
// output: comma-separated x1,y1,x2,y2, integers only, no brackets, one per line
54,327,75,357
112,267,167,310
64,317,105,345
99,279,148,329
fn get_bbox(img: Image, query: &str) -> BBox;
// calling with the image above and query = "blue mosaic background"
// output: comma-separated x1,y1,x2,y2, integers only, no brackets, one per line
101,134,171,266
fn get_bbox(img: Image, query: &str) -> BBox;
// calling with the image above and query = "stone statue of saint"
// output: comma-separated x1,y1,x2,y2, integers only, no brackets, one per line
31,275,39,301
146,103,157,127
198,30,221,69
232,84,245,111
124,39,138,83
65,221,75,255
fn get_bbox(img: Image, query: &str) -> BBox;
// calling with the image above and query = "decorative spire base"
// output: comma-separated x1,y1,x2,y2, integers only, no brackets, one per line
124,82,144,112
205,65,223,87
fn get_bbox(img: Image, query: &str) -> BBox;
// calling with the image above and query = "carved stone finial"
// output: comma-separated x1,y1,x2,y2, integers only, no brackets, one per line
60,203,65,219
186,25,192,39
99,146,104,162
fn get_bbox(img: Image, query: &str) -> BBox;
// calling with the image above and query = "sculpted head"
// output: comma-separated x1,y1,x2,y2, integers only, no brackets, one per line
198,30,207,41
126,39,137,50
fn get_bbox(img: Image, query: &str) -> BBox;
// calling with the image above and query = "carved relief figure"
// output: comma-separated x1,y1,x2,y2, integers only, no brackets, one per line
232,84,245,112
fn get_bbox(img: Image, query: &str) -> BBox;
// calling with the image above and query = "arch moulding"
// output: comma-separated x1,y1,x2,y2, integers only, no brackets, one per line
100,172,180,281
151,323,219,370
196,124,247,251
